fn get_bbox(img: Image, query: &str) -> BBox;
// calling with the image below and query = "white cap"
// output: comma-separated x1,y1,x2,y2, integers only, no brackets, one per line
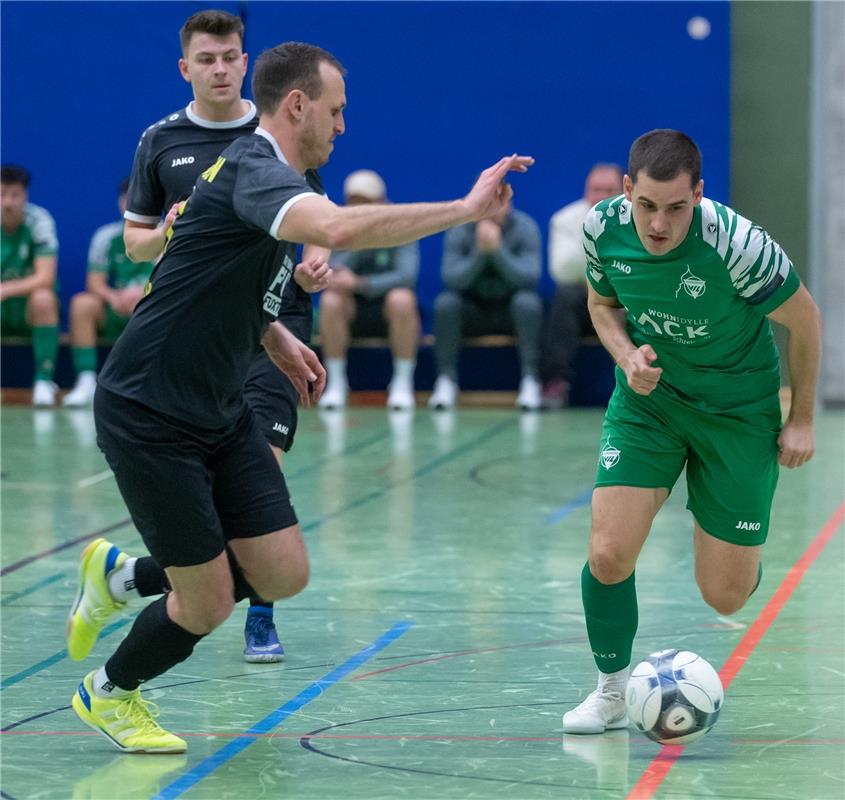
343,169,386,201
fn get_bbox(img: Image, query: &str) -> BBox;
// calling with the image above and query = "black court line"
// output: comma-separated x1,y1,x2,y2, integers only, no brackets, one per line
0,518,133,576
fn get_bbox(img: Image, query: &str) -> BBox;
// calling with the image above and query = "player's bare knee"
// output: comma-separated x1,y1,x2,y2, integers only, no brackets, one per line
254,560,309,602
698,582,748,616
320,288,344,315
28,288,57,322
70,292,99,320
385,288,416,317
170,588,234,634
588,548,632,585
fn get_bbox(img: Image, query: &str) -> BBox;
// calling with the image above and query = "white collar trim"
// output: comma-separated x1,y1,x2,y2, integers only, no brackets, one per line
185,100,256,129
255,127,290,164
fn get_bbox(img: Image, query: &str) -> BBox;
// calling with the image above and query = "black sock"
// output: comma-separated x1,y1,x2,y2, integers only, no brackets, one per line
105,595,204,690
249,599,273,610
225,547,261,603
133,556,171,597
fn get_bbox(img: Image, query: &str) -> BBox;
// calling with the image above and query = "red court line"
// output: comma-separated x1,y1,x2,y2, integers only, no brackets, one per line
626,500,845,800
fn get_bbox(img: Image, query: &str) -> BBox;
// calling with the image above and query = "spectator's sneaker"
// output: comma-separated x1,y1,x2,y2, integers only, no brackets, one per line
428,375,457,410
516,375,542,411
66,539,127,661
386,378,415,410
72,671,186,753
244,610,285,663
63,371,98,407
541,379,571,410
562,689,629,734
318,379,348,410
32,379,58,407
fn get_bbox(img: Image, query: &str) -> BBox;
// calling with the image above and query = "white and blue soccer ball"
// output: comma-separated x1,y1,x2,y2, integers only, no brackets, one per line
626,649,724,745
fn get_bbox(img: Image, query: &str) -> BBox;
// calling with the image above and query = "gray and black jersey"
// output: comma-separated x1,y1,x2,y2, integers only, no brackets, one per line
124,101,322,342
100,130,320,428
125,102,259,224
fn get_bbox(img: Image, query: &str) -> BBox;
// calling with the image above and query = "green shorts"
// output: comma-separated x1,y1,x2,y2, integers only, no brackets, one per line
100,305,129,342
1,297,31,336
595,384,781,545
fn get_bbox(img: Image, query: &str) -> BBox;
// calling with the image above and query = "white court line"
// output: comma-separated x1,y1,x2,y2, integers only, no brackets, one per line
77,470,114,488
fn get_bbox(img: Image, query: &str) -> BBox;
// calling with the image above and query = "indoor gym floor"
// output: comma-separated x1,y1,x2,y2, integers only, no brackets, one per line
1,402,843,800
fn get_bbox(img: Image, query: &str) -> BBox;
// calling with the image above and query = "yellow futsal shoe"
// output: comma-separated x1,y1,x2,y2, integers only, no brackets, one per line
72,671,187,753
66,538,128,660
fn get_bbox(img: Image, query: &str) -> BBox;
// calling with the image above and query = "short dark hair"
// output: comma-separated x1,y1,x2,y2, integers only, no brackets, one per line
179,9,244,54
628,129,701,187
252,42,345,116
1,165,30,188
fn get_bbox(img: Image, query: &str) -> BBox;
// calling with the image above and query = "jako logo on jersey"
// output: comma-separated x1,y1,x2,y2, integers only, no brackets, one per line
171,156,196,167
735,521,761,531
600,439,620,469
675,266,706,299
272,422,289,435
611,259,632,274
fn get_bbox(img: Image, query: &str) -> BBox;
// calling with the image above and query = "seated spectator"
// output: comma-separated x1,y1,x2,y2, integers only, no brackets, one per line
0,165,60,406
64,180,155,407
318,169,420,410
541,163,622,408
429,199,543,410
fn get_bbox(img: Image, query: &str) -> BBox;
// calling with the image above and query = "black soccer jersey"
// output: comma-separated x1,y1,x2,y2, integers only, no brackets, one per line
100,129,320,428
124,101,320,343
124,102,260,225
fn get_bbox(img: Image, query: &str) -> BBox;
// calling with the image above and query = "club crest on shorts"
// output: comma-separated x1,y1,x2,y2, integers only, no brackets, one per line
676,266,706,299
600,438,621,469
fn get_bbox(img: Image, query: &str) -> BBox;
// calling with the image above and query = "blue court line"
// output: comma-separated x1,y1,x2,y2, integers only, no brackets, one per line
544,488,593,525
1,572,65,606
153,620,414,800
0,616,133,690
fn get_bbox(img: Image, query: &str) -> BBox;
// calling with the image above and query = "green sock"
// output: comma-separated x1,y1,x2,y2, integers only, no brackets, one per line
32,325,59,381
72,346,98,375
581,562,638,673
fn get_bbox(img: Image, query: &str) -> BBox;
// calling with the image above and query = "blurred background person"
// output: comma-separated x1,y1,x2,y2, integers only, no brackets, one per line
0,164,60,406
541,163,622,408
64,179,155,407
318,169,420,410
428,199,542,410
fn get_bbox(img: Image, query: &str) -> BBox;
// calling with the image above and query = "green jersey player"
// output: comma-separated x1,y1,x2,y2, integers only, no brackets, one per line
563,129,821,735
64,180,156,407
0,165,61,406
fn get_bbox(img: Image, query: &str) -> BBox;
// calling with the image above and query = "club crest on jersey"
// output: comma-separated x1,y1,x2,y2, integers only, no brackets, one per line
600,438,620,469
676,267,706,299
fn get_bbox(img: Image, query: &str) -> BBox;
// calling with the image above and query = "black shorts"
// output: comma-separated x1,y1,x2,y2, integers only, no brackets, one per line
350,296,388,338
94,387,298,568
243,348,299,452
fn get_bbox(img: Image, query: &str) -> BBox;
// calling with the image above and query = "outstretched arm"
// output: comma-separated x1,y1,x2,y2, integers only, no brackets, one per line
277,155,534,251
767,284,822,468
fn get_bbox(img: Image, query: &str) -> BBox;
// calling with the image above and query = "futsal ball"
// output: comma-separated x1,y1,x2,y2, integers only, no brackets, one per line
626,649,723,745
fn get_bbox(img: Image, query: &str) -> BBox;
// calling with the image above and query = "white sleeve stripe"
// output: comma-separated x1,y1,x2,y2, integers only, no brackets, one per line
124,211,161,225
271,191,318,239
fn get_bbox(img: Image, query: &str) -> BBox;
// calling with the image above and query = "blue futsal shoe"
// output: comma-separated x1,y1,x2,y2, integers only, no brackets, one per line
243,608,285,663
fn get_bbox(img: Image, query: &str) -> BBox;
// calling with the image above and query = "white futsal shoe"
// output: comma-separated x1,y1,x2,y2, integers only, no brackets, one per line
562,688,629,734
318,378,348,410
427,375,457,410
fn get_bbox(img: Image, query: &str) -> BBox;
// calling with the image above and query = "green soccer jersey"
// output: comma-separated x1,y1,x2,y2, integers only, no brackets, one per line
87,221,154,288
583,195,800,414
1,203,58,280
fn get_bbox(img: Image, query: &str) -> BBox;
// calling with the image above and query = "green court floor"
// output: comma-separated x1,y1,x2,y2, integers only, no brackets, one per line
1,404,843,800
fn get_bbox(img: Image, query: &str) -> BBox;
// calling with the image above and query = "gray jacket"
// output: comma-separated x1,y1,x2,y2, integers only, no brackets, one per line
441,209,541,301
330,242,419,300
